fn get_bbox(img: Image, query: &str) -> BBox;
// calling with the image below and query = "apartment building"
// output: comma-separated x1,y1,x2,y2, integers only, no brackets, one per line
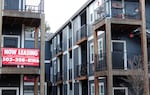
49,0,150,95
0,0,45,95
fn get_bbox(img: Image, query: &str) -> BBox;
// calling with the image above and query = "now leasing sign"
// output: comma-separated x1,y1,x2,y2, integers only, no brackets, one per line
1,48,40,66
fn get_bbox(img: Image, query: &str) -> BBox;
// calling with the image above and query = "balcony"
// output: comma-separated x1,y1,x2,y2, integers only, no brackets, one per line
76,64,87,80
56,72,63,85
56,43,63,57
3,0,44,27
76,24,87,45
95,52,143,76
94,0,141,22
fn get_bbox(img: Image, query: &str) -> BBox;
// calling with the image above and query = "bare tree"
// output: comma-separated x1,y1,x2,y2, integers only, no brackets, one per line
121,56,144,95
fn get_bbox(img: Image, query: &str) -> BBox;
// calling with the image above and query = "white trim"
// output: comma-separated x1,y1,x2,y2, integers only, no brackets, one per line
52,57,57,61
72,45,79,49
63,51,68,54
98,38,104,60
89,76,94,80
19,0,21,11
45,60,50,63
91,83,95,95
99,82,104,95
111,40,127,70
21,24,25,48
0,87,19,95
20,75,23,95
90,43,94,63
2,35,20,48
113,87,128,95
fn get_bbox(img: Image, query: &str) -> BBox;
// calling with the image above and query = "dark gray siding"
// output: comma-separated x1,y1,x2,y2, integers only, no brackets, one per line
45,63,50,81
4,0,20,10
63,54,67,81
74,82,79,95
63,84,67,95
51,86,57,95
146,0,150,29
73,48,78,79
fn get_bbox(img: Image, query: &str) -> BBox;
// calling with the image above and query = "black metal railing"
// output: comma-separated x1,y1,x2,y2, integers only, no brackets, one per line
56,72,63,81
56,43,63,54
77,64,87,77
76,24,87,43
96,53,107,71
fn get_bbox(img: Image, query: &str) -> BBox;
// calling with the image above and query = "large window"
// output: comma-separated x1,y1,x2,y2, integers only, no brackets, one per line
2,35,20,48
90,43,94,63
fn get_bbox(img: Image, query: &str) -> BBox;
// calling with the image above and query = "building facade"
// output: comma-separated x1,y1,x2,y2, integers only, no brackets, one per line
49,0,150,95
0,0,45,95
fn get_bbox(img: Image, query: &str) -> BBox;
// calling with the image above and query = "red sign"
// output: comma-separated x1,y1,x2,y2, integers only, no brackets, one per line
1,48,40,66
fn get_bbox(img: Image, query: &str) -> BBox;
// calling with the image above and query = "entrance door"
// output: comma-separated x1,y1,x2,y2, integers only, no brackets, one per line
0,88,19,95
112,40,127,70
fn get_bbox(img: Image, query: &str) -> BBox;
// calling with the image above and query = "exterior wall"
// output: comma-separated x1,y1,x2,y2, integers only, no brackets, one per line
49,0,150,95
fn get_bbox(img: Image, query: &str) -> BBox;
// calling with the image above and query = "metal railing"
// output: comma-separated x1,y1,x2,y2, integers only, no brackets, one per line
76,24,87,43
56,72,63,81
4,0,44,13
77,64,87,77
95,52,143,71
94,1,141,21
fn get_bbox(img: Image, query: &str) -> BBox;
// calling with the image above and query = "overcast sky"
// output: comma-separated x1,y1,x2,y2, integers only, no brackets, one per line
45,0,88,33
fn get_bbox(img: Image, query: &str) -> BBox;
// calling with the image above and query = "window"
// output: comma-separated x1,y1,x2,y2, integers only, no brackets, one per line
2,35,20,48
98,38,103,60
91,84,95,95
90,43,94,63
91,82,104,95
113,87,128,95
99,83,104,95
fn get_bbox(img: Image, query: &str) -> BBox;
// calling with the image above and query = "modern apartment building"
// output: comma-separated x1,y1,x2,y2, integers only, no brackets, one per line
49,0,150,95
0,0,45,95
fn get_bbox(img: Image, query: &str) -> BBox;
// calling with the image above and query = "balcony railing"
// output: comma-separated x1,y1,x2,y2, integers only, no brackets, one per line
4,0,44,13
56,43,63,54
76,24,87,43
96,52,143,71
77,64,87,77
94,1,141,21
56,72,63,82
96,53,107,71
